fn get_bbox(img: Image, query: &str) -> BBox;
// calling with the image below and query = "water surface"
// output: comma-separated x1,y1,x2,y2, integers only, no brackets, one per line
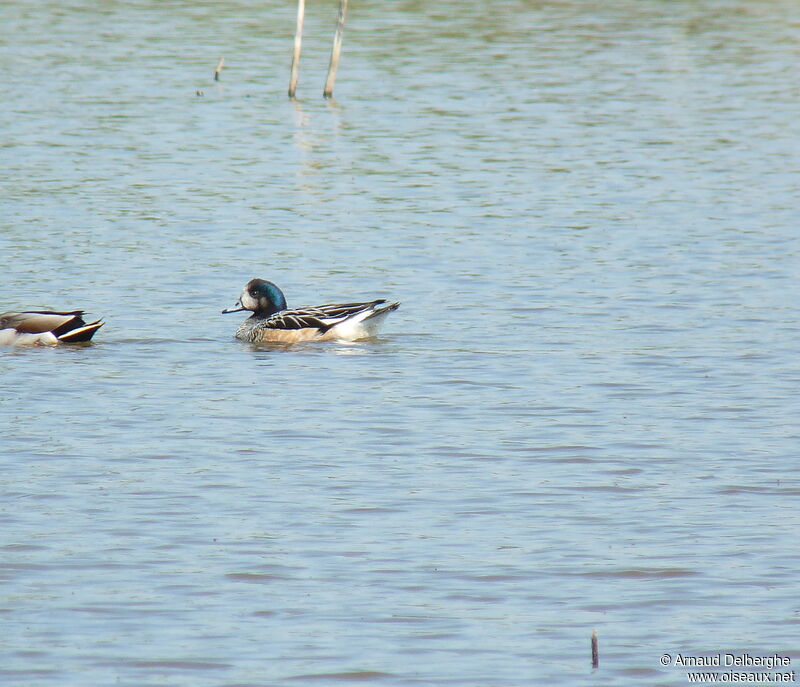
2,1,800,685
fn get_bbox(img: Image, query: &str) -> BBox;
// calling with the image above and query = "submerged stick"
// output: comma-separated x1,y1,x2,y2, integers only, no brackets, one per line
214,56,224,81
591,629,599,669
288,0,306,98
323,0,348,98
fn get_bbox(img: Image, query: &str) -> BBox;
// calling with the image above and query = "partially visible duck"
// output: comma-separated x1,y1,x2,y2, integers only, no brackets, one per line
0,311,104,346
222,278,399,343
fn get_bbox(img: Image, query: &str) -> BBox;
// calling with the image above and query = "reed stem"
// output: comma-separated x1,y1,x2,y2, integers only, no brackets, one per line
323,0,348,98
288,0,305,98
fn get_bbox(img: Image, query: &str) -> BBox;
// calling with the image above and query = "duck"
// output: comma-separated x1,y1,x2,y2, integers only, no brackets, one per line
222,278,399,343
0,310,104,346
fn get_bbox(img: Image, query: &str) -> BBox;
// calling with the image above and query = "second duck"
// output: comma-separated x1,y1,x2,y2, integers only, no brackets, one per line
222,278,399,343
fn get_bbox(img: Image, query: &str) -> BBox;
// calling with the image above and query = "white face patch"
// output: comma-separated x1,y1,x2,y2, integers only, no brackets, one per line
240,290,259,311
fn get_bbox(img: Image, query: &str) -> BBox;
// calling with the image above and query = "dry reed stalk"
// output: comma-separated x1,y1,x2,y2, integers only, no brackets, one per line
288,0,306,98
323,0,348,98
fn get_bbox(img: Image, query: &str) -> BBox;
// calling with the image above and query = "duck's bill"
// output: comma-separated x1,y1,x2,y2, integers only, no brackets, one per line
221,302,246,314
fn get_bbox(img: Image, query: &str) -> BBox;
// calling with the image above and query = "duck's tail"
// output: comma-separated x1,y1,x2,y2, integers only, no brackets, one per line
58,320,104,342
321,301,400,340
364,301,400,321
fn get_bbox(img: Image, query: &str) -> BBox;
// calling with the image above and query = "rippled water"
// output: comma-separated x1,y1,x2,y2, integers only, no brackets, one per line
2,1,800,685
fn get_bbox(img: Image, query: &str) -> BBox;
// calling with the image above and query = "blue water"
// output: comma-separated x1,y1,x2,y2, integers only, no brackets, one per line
2,1,800,685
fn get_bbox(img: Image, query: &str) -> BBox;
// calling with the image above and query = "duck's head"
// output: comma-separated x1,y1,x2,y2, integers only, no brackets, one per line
222,278,288,316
